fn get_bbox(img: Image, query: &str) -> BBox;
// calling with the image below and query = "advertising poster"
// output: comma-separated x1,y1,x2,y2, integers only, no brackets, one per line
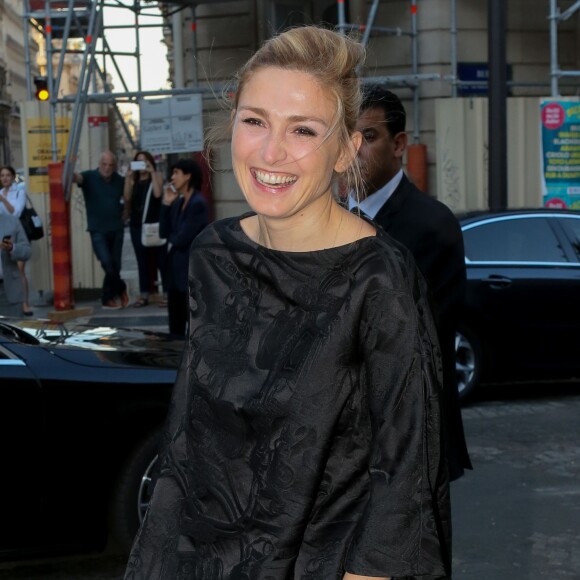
26,117,71,193
540,98,580,209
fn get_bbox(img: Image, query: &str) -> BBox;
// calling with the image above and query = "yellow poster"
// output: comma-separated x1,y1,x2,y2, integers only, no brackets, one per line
26,117,71,193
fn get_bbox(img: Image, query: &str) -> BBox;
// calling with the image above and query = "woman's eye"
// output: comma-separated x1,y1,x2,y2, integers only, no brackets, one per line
295,127,317,137
241,117,263,127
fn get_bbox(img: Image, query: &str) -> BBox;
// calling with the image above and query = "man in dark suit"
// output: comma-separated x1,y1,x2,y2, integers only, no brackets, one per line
351,86,471,481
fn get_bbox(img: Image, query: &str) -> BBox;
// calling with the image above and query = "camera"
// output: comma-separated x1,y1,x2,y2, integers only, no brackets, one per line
131,160,147,171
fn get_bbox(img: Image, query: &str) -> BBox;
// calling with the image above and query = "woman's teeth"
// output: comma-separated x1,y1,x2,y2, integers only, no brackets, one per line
255,170,297,186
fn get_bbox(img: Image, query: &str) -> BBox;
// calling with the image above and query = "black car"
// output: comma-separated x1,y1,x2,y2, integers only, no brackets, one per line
455,209,580,401
0,318,182,559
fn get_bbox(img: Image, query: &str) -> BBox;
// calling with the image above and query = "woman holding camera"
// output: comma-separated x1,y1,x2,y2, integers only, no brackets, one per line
124,151,167,307
0,166,33,316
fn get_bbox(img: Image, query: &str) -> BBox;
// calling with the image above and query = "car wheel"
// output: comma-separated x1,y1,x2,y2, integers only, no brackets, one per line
455,327,481,402
108,429,161,552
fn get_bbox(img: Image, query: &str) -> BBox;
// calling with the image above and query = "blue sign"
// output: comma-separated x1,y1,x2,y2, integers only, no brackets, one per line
457,62,512,96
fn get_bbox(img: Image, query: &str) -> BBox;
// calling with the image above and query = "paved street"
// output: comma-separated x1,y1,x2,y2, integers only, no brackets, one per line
1,384,579,579
453,383,580,579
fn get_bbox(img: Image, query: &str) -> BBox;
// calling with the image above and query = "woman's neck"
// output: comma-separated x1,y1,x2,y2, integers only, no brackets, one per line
254,196,346,252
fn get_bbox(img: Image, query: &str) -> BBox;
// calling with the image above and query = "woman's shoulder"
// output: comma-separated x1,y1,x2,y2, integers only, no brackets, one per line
352,228,421,294
190,215,240,249
10,182,26,196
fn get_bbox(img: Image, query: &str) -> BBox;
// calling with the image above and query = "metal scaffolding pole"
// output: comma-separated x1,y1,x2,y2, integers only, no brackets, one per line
336,0,425,142
44,0,58,161
549,0,580,96
62,0,102,198
488,0,508,211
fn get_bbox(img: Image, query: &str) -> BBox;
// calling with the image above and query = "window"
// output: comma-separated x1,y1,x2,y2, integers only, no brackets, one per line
463,217,569,263
557,217,580,261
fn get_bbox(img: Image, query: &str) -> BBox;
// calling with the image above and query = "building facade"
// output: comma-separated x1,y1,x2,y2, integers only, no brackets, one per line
0,0,41,168
163,0,580,216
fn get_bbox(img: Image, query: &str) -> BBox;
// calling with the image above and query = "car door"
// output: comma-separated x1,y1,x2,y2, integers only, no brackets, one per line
462,214,580,378
0,342,45,553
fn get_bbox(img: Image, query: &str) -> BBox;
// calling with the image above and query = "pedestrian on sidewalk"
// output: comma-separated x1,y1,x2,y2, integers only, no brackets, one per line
73,151,129,310
124,151,167,308
0,166,34,316
125,26,450,580
159,158,208,336
0,213,31,317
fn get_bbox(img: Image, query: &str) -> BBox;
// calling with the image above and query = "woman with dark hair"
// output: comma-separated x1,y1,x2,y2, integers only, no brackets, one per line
159,157,208,336
124,151,167,307
0,165,33,316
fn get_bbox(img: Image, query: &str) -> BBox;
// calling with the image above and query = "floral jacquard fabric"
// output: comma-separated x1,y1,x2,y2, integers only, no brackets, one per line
124,214,451,580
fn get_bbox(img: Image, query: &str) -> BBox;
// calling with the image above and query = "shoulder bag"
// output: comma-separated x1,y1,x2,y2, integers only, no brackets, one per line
140,183,166,247
20,194,45,241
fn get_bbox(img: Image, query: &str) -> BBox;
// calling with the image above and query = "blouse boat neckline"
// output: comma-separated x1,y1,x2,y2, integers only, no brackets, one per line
235,212,378,256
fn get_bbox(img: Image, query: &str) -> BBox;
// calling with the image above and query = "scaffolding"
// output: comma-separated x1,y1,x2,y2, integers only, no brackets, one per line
549,0,580,96
22,0,223,200
22,0,580,199
336,0,440,145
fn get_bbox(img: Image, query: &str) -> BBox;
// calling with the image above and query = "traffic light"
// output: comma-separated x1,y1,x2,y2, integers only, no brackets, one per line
34,76,49,101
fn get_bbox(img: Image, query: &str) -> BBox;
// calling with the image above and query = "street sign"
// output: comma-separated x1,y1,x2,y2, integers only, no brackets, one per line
139,95,204,154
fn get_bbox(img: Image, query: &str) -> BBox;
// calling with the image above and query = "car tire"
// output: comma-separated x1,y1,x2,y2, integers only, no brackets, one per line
455,326,482,403
108,429,161,552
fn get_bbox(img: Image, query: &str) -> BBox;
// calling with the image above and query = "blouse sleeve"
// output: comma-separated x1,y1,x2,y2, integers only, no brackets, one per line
10,184,27,218
345,254,451,579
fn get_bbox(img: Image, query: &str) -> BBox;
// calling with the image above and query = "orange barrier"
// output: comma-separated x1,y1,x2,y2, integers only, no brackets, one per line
407,143,428,193
48,162,74,310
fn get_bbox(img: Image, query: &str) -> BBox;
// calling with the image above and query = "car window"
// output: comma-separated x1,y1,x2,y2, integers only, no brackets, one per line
557,217,580,260
463,217,569,263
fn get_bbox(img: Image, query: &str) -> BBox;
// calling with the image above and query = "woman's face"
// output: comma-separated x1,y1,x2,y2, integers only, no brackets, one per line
171,168,190,192
136,153,149,176
0,169,15,189
231,67,356,221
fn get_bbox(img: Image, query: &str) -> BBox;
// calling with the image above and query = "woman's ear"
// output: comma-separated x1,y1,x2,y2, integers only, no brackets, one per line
334,131,362,174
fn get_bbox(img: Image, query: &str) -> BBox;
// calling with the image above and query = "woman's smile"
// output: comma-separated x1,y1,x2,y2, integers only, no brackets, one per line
252,169,298,189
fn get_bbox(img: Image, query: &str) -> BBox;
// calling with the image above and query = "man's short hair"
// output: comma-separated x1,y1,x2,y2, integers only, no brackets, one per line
361,85,406,138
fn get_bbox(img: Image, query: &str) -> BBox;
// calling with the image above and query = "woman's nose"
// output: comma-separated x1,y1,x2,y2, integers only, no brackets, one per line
261,130,287,165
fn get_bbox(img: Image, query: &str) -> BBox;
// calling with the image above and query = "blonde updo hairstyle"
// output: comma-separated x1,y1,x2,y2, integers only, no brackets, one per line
214,26,365,198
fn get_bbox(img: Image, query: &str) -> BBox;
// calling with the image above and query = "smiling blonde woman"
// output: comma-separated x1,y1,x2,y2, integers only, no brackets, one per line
125,26,451,580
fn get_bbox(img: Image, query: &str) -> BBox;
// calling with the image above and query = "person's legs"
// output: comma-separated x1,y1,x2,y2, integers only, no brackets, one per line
17,261,32,315
110,229,128,306
0,284,21,317
130,225,150,300
89,231,117,304
155,244,168,299
167,288,187,336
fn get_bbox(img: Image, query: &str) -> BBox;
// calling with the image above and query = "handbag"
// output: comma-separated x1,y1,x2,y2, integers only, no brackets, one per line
20,195,44,241
140,183,166,247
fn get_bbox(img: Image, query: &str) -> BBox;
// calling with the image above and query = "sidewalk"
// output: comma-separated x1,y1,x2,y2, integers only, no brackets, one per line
30,295,170,333
29,230,170,333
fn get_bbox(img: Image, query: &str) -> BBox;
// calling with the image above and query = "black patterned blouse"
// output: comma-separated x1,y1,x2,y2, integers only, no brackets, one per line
125,214,451,580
